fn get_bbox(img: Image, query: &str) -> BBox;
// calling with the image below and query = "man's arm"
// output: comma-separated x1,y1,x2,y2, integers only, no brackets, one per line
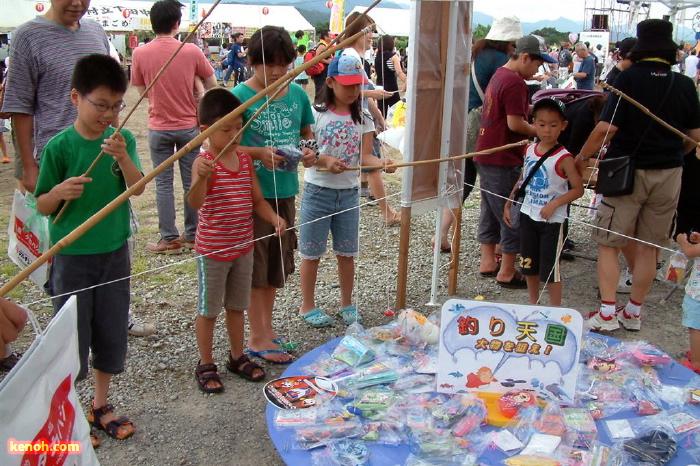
202,74,217,90
685,127,700,155
13,113,39,193
574,120,618,172
506,115,536,138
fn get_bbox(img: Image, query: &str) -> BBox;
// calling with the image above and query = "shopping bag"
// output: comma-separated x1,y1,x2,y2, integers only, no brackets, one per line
0,296,99,465
7,189,51,288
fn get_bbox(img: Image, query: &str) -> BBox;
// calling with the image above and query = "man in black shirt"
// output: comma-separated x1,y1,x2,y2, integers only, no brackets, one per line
576,19,700,333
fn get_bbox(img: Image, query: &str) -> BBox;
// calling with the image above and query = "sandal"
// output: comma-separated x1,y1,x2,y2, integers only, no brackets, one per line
90,429,100,449
339,305,362,324
301,308,334,328
88,403,135,440
195,362,224,393
0,352,21,372
226,353,265,382
384,211,401,227
272,337,299,352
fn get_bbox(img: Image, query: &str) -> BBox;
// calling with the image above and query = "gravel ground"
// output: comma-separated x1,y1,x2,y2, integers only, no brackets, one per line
0,86,689,465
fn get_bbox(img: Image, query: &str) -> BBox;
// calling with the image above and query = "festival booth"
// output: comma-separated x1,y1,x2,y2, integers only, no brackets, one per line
0,1,313,55
265,301,700,464
346,6,411,37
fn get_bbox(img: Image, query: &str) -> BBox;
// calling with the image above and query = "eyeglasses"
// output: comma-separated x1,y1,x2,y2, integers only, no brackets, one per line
82,94,127,113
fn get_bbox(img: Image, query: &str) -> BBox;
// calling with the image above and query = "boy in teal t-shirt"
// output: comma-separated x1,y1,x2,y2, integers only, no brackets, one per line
35,54,144,445
232,26,316,364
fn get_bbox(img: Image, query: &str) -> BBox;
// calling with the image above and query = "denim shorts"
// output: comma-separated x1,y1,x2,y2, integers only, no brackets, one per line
683,294,700,331
299,183,360,259
48,243,130,381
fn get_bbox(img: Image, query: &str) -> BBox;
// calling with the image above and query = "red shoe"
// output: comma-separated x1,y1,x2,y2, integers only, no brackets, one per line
679,358,700,375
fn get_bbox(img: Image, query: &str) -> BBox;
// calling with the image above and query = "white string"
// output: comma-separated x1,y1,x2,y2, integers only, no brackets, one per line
17,177,681,311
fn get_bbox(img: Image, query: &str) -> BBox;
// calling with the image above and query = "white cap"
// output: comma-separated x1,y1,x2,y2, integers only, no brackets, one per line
485,16,523,42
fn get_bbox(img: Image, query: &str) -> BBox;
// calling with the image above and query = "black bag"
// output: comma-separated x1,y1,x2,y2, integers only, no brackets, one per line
595,156,634,197
595,72,675,197
509,144,562,229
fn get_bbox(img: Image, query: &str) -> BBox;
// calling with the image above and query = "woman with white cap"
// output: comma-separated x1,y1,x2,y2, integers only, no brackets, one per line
433,16,523,254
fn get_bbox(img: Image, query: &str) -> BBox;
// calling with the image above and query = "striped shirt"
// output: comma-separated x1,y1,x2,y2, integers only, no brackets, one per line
194,151,255,261
1,17,109,161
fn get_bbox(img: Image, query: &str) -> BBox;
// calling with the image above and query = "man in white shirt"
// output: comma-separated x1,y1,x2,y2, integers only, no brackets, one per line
685,49,699,86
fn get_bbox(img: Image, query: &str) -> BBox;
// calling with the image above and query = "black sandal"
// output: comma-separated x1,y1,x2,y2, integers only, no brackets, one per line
0,352,21,372
195,362,224,393
88,403,135,440
226,353,266,382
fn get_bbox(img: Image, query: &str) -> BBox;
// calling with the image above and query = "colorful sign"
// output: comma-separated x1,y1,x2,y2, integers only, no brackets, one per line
329,0,345,35
436,299,583,403
84,5,150,31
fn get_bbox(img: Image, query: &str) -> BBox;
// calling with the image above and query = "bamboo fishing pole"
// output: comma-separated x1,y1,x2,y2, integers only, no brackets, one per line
186,0,384,197
53,0,226,224
317,140,530,172
0,26,380,298
601,81,700,149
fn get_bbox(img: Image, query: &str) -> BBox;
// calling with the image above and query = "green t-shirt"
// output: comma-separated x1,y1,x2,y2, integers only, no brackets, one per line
35,125,142,255
232,83,314,199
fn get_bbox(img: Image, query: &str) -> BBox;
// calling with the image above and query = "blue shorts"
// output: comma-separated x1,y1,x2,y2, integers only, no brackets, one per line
299,183,360,259
683,294,700,331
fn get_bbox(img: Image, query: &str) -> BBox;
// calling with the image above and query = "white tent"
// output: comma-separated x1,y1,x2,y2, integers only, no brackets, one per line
0,0,313,32
347,6,411,37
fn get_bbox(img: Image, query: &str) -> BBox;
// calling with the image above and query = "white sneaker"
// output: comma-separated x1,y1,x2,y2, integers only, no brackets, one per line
585,310,619,332
617,268,632,293
618,309,641,331
128,312,156,337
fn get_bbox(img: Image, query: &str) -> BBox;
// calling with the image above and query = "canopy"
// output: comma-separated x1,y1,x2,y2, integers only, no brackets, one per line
347,6,411,37
0,1,313,32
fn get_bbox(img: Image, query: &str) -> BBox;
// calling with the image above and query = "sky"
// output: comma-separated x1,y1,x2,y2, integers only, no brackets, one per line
392,0,687,24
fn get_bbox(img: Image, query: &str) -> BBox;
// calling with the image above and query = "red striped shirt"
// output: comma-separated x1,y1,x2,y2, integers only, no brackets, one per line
194,151,254,260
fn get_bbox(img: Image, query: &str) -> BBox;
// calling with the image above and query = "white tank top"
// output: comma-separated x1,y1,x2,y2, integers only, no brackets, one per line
520,144,572,223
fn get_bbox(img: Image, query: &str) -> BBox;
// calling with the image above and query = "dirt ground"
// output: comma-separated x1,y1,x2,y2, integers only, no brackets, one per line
0,85,689,465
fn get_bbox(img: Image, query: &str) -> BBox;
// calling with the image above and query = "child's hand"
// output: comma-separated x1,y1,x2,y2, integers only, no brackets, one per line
300,147,316,168
503,201,513,228
678,233,693,255
195,158,214,179
540,202,556,220
690,231,700,244
102,132,128,163
382,160,397,174
53,176,92,200
325,156,346,174
273,216,287,237
260,146,286,171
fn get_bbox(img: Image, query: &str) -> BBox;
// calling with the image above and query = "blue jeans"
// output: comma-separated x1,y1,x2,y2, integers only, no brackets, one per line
148,127,200,241
299,183,360,259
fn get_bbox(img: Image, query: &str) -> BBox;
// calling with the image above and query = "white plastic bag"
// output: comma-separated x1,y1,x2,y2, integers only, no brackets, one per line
7,189,51,288
0,296,99,465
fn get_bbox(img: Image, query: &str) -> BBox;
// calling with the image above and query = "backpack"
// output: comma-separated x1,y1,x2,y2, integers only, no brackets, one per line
304,45,326,77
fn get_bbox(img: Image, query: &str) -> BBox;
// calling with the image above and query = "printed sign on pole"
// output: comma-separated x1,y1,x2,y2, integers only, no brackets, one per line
436,299,583,404
189,0,198,22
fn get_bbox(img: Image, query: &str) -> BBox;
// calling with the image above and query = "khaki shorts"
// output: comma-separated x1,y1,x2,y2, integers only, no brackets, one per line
252,197,297,288
591,167,681,248
196,251,253,318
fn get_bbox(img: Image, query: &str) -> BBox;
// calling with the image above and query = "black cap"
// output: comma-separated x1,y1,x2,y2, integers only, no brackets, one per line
618,37,637,56
533,97,567,120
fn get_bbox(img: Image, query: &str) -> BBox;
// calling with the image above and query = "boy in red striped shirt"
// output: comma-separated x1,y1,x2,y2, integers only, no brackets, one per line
188,88,286,393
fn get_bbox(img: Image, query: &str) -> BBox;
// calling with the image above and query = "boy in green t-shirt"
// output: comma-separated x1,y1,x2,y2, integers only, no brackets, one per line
35,54,144,446
232,26,316,364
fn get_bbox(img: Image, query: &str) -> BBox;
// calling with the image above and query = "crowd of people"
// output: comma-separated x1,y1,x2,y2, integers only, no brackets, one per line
2,0,700,452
